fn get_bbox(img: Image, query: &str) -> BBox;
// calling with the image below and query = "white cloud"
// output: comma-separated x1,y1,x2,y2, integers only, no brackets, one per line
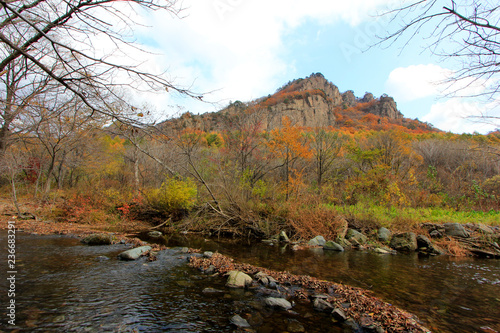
422,99,499,134
385,64,452,102
125,0,397,116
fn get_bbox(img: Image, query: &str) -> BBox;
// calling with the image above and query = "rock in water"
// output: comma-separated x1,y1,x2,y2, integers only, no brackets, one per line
230,315,251,328
323,241,344,252
390,232,417,252
444,223,470,238
308,235,326,246
81,233,113,245
264,297,292,310
226,271,253,288
118,246,152,260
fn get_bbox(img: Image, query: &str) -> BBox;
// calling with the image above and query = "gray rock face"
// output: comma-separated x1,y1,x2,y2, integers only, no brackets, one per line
346,229,367,245
230,315,251,328
444,223,470,238
118,246,152,260
323,241,344,252
81,233,113,246
264,297,292,310
226,271,253,288
390,232,418,252
377,227,391,242
308,235,326,246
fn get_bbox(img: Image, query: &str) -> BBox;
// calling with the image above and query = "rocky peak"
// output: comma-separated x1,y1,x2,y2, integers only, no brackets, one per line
295,73,342,104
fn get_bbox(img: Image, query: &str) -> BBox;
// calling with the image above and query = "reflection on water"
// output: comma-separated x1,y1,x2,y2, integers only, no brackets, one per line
0,231,498,333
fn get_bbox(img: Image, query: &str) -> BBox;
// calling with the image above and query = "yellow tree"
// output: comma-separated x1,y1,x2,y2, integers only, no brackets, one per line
267,117,312,200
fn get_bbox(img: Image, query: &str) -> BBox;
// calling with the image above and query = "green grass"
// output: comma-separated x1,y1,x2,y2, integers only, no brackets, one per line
329,202,500,229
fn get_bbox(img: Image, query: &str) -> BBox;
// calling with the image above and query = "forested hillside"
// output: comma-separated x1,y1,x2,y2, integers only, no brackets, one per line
2,73,499,244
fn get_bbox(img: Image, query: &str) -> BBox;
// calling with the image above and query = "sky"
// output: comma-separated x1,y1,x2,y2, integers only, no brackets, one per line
120,0,499,134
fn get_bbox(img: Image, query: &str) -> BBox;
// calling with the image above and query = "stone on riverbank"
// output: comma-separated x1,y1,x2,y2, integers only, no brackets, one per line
390,232,417,252
444,223,470,238
226,271,253,288
118,246,151,260
264,297,292,310
377,227,391,242
81,233,113,245
147,231,163,238
308,235,326,246
346,229,367,245
416,235,443,255
323,241,344,252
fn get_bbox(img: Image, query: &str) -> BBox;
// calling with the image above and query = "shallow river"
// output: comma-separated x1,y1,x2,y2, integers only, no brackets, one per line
0,231,499,332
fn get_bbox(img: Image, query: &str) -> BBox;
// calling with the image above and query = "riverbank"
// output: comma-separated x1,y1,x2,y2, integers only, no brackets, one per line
1,197,499,258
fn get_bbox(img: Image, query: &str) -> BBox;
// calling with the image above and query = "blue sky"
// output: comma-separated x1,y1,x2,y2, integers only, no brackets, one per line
123,0,499,133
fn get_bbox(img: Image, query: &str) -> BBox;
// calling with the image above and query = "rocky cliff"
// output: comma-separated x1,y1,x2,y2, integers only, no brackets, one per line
162,73,404,132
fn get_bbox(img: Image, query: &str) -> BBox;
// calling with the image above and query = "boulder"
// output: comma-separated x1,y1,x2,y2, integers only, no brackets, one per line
346,229,367,245
230,315,251,328
416,235,443,255
476,224,494,234
335,237,352,248
81,233,113,246
390,232,417,252
226,271,253,288
444,223,470,238
264,297,292,310
308,235,326,247
377,227,391,242
203,251,214,258
323,241,344,252
118,246,151,260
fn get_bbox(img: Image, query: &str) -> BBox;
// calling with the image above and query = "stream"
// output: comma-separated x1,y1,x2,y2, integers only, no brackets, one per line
0,230,499,332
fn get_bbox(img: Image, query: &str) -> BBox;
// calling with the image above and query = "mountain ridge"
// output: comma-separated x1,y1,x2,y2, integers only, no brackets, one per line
161,73,434,133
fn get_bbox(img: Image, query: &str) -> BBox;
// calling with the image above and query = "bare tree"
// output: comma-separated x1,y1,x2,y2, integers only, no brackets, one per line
379,1,500,104
0,0,202,156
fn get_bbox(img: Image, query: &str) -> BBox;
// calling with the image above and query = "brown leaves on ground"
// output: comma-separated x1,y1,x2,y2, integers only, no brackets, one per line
189,252,430,333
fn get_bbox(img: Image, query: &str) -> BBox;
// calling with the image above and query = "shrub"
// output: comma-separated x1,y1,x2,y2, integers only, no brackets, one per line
145,177,197,218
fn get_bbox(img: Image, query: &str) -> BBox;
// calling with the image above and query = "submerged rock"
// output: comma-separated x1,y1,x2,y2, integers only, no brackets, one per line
308,235,326,246
230,314,251,328
118,246,151,260
323,241,344,252
390,232,417,252
313,298,334,312
226,271,253,288
264,297,292,310
81,233,113,246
